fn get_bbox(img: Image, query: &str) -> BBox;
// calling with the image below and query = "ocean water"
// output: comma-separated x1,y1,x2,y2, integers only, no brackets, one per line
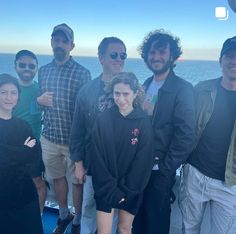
0,53,221,85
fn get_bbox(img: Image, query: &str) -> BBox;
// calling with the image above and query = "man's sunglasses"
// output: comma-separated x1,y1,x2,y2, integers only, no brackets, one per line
17,62,37,70
109,52,127,60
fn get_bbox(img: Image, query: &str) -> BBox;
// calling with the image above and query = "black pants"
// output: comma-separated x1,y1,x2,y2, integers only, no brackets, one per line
0,199,44,234
132,170,175,234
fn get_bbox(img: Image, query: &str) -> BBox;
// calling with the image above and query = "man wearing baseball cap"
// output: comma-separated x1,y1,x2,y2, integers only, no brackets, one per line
37,23,91,234
179,36,236,233
52,23,74,42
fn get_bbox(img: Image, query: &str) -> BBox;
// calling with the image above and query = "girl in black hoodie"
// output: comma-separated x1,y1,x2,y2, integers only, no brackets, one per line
0,74,43,234
91,72,153,234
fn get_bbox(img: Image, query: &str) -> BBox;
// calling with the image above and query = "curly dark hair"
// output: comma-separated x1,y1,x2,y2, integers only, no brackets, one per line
139,29,182,64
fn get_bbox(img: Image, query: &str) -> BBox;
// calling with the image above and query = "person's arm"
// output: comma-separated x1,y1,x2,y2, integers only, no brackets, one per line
70,92,86,162
37,92,54,107
69,91,87,183
0,123,39,165
159,83,196,177
122,120,154,200
0,141,38,163
91,119,126,206
36,68,54,108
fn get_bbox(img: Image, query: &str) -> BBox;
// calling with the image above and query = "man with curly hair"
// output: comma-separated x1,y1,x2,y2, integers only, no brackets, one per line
132,30,196,234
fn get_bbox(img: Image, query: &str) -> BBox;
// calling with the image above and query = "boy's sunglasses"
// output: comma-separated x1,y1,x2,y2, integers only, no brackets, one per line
109,52,127,60
17,62,37,70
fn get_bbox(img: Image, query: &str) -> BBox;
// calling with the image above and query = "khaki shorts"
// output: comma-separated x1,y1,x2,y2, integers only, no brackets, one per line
40,136,79,184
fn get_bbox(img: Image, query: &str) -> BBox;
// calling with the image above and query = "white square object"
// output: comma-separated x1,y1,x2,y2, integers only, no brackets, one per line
215,7,227,18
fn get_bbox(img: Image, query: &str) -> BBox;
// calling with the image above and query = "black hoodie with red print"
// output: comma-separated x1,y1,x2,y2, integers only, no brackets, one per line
91,105,154,215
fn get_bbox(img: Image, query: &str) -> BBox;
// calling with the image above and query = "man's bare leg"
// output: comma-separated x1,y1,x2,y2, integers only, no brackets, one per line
32,176,47,213
54,176,69,210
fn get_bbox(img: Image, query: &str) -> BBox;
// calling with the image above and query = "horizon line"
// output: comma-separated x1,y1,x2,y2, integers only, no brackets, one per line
0,52,218,62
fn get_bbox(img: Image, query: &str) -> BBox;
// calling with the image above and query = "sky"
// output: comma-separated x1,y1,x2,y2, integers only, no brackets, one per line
0,0,235,60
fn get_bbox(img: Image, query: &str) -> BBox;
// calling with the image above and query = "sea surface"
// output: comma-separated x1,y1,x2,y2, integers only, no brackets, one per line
0,53,221,85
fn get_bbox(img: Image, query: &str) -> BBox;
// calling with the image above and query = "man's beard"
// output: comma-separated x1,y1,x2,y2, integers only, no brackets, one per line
53,47,67,62
18,72,35,82
148,58,173,75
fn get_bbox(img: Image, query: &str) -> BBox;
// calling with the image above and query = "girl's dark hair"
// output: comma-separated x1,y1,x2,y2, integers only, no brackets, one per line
110,72,144,107
0,73,20,93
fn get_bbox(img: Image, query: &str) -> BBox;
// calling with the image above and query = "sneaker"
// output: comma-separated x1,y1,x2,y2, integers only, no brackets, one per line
70,224,81,234
52,212,74,234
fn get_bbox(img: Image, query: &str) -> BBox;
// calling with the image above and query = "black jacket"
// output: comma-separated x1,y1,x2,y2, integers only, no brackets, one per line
0,117,39,209
143,71,195,177
91,106,153,215
70,76,108,172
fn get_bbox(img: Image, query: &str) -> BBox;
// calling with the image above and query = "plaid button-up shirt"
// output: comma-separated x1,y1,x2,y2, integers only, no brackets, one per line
38,57,91,145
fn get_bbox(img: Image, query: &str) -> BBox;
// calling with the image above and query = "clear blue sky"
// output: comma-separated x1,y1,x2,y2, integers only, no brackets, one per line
0,0,235,60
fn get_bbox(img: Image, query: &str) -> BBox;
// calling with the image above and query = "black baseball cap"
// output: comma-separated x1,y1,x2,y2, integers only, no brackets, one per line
220,36,236,58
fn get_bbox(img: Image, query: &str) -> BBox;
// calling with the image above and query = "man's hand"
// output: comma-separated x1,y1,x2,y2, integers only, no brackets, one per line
75,161,86,184
37,92,54,107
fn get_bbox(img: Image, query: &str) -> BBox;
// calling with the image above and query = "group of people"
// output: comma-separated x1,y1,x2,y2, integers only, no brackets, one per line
0,23,235,234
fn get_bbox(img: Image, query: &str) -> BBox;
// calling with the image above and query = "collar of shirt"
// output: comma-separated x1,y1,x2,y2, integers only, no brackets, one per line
52,56,75,68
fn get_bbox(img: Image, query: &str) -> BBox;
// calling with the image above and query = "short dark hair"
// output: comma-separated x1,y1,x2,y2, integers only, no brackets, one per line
110,72,144,107
0,73,21,93
220,36,236,60
139,29,182,63
14,50,38,65
98,37,126,56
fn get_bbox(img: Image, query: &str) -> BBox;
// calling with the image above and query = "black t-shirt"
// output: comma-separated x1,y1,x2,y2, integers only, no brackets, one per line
189,84,236,181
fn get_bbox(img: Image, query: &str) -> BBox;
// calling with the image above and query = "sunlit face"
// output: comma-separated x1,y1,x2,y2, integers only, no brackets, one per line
220,48,236,81
0,83,19,113
113,83,137,115
147,41,172,75
15,55,38,83
51,32,74,62
100,43,126,76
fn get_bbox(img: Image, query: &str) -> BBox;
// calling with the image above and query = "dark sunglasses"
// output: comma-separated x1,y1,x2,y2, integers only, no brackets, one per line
17,62,37,70
109,52,127,60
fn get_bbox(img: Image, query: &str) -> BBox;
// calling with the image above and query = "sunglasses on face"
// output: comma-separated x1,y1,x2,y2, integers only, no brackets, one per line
17,62,37,70
109,52,127,60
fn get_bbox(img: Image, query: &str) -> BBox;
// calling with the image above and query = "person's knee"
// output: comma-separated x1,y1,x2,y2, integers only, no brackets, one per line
117,222,132,234
33,177,46,191
97,229,112,234
53,176,67,184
